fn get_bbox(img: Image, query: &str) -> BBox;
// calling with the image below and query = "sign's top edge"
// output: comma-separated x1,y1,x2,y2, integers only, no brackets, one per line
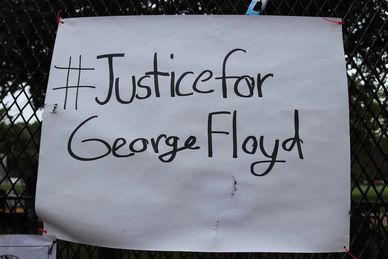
61,15,342,22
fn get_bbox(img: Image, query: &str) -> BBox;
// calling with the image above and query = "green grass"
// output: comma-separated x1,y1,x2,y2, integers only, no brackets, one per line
352,184,388,202
0,184,25,195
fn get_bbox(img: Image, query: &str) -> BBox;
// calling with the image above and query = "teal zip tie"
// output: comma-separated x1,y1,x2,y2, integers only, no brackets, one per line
246,0,268,15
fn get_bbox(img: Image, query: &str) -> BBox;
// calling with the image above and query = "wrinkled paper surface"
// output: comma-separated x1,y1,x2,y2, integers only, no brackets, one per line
36,16,350,252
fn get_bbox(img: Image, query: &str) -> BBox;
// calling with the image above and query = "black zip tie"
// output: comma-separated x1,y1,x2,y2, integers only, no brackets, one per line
48,240,57,255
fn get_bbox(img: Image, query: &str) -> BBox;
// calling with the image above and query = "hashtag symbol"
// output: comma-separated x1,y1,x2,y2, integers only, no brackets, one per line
52,55,95,110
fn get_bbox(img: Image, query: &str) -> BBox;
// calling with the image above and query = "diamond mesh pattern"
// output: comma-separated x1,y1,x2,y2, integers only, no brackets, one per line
0,0,387,258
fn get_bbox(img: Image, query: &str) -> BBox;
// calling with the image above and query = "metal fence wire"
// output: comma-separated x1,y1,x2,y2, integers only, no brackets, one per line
0,0,387,258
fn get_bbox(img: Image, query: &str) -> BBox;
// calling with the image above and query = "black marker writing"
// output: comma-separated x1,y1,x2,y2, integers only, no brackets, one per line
95,53,125,105
53,55,95,110
207,109,303,176
67,115,200,162
67,110,303,177
95,49,273,105
63,49,304,178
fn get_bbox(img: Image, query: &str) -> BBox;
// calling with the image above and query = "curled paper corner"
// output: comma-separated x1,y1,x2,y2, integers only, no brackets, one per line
336,235,350,252
56,10,64,25
322,17,344,25
343,246,357,259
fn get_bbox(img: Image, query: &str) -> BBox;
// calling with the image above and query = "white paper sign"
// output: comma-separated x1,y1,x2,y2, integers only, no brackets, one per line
36,16,350,252
0,235,56,259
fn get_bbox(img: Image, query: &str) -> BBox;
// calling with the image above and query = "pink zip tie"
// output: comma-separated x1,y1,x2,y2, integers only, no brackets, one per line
323,17,344,25
56,10,64,24
344,246,357,259
37,227,47,235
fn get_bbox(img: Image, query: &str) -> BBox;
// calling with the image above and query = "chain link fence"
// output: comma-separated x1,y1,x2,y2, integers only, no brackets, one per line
0,0,387,258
